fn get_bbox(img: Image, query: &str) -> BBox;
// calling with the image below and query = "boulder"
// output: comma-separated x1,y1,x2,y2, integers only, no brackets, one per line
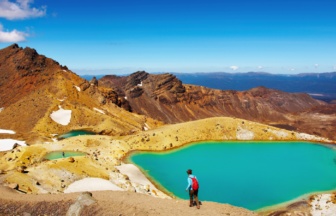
13,143,21,149
17,166,27,173
81,82,90,91
89,77,98,86
66,192,96,216
68,157,75,163
7,183,18,189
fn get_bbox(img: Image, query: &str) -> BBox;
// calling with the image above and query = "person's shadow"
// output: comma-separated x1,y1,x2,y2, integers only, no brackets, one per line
193,201,202,206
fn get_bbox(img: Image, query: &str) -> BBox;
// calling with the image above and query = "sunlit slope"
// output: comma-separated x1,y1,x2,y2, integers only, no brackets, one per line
0,44,163,143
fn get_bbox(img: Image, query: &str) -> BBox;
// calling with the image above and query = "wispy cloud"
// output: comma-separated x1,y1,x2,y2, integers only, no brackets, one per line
258,66,263,69
0,0,46,20
0,23,30,42
230,66,239,70
314,64,319,68
287,67,295,71
333,65,336,70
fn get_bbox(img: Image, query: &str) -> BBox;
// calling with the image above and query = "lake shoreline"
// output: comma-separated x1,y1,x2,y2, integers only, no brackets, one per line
124,141,336,211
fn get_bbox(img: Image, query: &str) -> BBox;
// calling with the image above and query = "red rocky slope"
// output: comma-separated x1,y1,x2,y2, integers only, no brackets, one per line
99,71,326,124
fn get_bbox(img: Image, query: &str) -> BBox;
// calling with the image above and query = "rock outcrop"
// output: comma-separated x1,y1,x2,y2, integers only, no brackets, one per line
99,71,325,124
0,45,163,143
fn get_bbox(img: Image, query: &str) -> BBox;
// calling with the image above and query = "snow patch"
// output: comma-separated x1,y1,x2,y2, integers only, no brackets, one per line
116,164,158,192
236,127,254,140
64,178,124,193
0,107,4,113
269,129,288,138
124,96,127,100
93,108,105,114
50,106,72,125
52,138,58,142
144,123,150,129
310,194,336,216
63,70,67,72
0,129,15,134
0,139,26,151
144,127,148,131
74,86,81,92
137,82,142,87
296,132,317,140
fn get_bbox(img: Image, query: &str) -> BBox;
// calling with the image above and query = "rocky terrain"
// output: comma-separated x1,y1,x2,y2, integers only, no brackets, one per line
1,44,336,216
99,71,336,141
1,117,334,215
0,44,163,144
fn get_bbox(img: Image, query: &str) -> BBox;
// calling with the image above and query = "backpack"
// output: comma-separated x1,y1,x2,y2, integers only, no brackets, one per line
189,176,199,190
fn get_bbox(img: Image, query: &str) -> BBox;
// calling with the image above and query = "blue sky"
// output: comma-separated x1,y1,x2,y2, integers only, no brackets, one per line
0,0,335,74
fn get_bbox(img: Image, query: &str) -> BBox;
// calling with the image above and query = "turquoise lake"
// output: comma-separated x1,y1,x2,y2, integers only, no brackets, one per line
128,141,336,211
57,130,96,139
43,151,87,160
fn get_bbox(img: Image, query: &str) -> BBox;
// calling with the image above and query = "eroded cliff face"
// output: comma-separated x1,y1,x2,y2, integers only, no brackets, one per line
0,45,163,143
99,71,325,124
98,71,336,140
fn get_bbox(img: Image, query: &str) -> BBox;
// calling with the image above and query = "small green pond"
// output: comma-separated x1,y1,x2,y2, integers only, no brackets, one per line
43,151,87,160
57,129,96,139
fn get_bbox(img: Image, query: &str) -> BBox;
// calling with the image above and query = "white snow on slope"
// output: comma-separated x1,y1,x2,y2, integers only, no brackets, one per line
50,106,72,125
93,108,105,114
0,107,4,113
0,139,26,151
64,178,124,193
0,129,15,134
124,96,127,100
144,123,150,129
116,164,158,191
236,126,254,140
310,194,336,216
138,82,142,87
75,86,81,92
144,127,148,131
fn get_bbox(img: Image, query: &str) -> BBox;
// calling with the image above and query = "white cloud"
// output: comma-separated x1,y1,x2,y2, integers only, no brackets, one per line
287,68,295,71
314,64,319,68
333,65,336,70
0,0,46,20
230,66,239,70
0,23,29,42
258,66,263,69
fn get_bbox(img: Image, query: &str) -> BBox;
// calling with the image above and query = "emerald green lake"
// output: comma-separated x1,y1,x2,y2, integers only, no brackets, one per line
128,141,336,211
57,130,96,139
43,151,87,160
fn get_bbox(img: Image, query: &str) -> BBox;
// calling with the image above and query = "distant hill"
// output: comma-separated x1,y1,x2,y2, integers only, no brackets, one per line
99,71,336,141
79,74,106,81
99,71,325,123
82,72,336,102
171,72,336,102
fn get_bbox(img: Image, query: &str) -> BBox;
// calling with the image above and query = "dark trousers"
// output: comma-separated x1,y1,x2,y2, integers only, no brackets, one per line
189,189,199,206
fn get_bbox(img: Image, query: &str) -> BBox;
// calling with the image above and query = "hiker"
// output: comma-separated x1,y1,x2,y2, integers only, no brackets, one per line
62,152,65,157
185,169,200,209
